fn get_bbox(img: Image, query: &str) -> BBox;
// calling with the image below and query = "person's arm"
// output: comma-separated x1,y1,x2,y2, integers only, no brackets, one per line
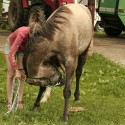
8,34,24,70
15,69,22,79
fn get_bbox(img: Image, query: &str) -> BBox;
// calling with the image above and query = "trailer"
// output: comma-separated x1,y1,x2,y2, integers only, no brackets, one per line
98,0,125,36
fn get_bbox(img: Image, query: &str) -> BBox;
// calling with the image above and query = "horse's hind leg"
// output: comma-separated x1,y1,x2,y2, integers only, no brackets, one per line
33,86,46,110
74,48,89,101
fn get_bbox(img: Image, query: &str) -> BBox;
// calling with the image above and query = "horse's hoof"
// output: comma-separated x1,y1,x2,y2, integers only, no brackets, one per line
74,98,80,102
31,106,39,111
31,103,40,111
63,115,68,122
31,107,36,111
63,118,68,122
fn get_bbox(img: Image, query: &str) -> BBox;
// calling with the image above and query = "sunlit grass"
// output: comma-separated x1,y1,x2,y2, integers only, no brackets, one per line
0,52,125,125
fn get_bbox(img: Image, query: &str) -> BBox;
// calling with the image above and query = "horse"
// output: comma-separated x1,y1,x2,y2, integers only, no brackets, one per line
23,4,93,121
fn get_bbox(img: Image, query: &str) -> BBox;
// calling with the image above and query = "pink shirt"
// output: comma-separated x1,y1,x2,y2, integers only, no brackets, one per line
8,26,29,70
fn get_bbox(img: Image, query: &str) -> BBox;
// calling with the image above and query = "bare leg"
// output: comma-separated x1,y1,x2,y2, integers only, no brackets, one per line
40,87,52,103
6,55,14,109
17,55,25,108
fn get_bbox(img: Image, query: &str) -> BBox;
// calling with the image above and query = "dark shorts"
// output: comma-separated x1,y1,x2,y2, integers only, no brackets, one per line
4,39,24,56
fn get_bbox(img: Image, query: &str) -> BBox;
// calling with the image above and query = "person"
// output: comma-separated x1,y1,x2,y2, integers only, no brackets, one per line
4,26,29,111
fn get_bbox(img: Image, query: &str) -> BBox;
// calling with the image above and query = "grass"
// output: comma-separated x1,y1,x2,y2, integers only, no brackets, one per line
0,52,125,125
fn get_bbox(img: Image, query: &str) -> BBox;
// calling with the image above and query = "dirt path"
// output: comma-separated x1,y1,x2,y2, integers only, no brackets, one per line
94,34,125,67
0,31,125,67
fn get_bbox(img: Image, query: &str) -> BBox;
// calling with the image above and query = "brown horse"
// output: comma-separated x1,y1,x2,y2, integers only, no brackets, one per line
23,4,92,121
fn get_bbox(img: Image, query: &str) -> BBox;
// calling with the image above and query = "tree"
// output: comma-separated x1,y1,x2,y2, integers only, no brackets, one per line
0,0,3,15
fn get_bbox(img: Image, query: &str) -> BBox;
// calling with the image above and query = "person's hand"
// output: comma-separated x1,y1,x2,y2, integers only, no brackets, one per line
15,69,22,79
21,71,25,78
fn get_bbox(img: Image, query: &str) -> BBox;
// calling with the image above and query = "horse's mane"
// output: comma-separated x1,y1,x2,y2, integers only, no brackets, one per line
41,6,72,39
28,6,72,48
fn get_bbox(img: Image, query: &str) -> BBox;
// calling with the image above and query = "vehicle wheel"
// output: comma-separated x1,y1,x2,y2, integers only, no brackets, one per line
8,0,24,32
104,27,122,36
95,22,104,32
28,6,46,26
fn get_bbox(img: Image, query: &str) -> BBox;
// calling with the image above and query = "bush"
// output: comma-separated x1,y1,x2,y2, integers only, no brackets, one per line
0,23,9,30
0,17,10,30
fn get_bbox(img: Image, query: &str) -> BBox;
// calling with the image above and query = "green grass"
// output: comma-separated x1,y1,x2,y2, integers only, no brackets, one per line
0,52,125,125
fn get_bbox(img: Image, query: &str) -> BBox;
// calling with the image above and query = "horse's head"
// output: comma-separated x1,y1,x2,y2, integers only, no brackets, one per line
23,44,62,87
23,49,62,86
23,22,62,87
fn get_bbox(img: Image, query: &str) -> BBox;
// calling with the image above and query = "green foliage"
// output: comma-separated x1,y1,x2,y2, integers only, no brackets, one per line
0,0,3,14
0,0,9,30
0,21,9,30
0,52,125,125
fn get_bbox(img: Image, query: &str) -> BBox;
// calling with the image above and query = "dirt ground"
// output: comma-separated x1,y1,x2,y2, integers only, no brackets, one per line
0,31,125,67
94,34,125,67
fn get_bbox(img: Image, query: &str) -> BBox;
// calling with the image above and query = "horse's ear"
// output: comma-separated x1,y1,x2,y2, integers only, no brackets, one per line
29,23,34,37
29,22,42,37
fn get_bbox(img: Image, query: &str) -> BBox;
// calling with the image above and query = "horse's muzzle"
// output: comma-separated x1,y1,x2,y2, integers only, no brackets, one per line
26,78,48,86
26,70,63,87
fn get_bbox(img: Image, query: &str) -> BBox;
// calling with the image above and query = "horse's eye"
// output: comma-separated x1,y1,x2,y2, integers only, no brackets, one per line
43,61,49,66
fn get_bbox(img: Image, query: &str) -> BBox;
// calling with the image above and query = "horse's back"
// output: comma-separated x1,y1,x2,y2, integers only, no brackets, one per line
66,4,92,28
66,4,91,17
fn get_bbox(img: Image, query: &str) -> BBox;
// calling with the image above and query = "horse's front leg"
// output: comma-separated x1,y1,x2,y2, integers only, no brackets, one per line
33,86,46,110
63,60,76,121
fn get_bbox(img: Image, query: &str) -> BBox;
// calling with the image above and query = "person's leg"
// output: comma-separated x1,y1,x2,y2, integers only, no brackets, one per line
5,55,15,110
17,54,25,108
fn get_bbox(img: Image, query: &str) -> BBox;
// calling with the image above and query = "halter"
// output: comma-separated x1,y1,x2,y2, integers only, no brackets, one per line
27,66,62,87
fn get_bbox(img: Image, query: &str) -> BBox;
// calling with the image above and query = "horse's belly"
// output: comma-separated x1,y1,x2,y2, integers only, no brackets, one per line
78,34,91,55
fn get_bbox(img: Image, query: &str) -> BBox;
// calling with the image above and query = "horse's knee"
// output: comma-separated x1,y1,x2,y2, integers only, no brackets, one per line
76,69,82,77
63,88,71,99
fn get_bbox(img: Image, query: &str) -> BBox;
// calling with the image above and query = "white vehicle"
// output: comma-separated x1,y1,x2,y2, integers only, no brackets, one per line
94,1,104,32
2,0,9,17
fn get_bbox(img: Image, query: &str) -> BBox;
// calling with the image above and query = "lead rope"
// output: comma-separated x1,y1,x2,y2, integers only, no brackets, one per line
4,77,21,115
